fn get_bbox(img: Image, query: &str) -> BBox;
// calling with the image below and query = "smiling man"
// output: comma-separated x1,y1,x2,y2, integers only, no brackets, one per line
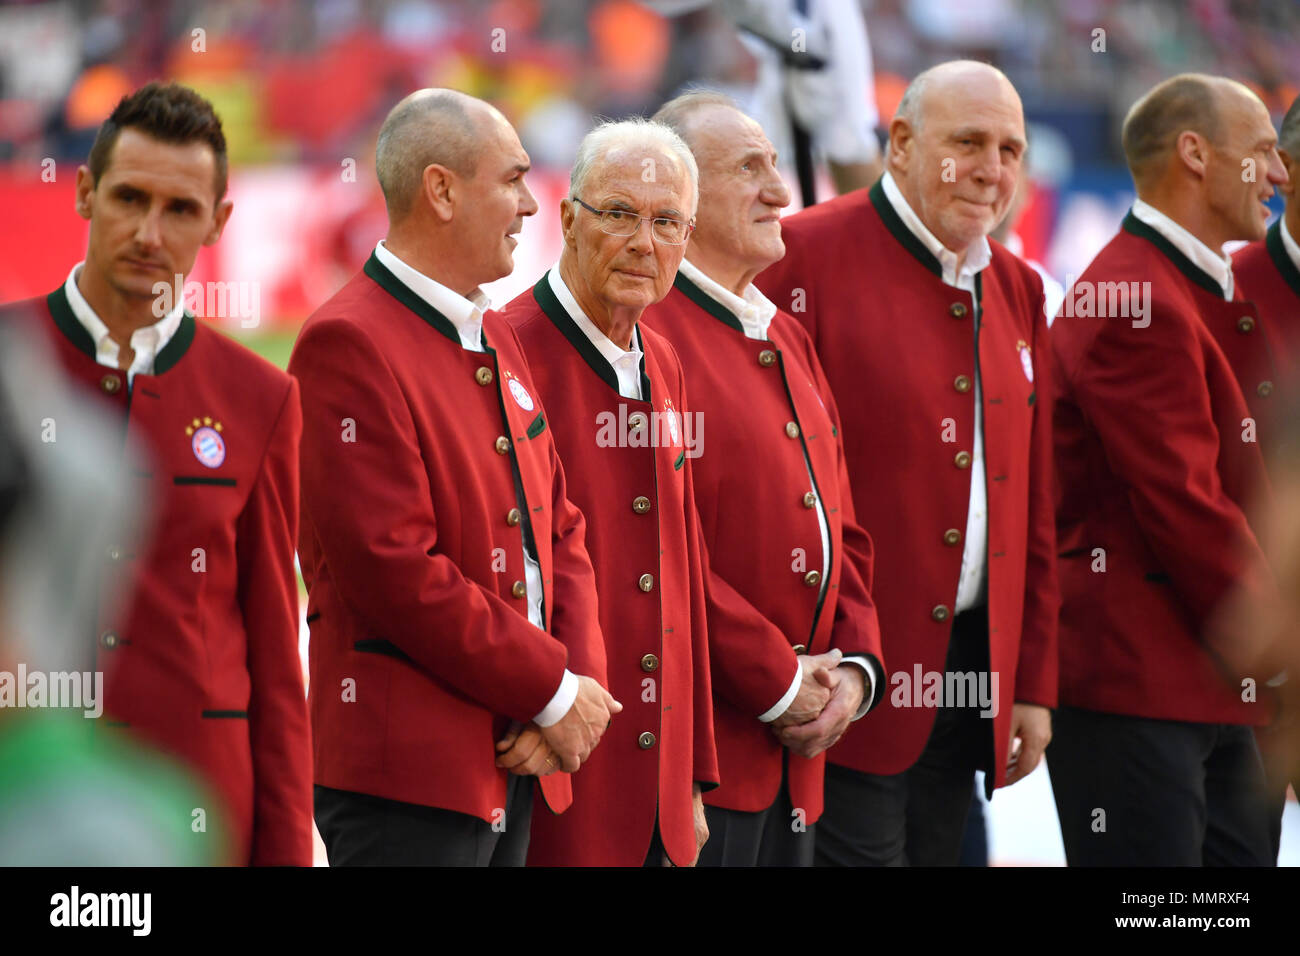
757,60,1059,866
0,81,311,864
1049,73,1290,866
499,118,719,866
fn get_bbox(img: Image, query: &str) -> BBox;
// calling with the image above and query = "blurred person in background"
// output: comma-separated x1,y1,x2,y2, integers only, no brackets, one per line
0,80,312,866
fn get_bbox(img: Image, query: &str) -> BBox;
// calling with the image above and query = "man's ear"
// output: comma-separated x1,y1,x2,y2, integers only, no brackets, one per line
887,117,914,176
204,197,234,246
559,196,578,252
74,165,95,220
421,163,458,222
1175,130,1211,179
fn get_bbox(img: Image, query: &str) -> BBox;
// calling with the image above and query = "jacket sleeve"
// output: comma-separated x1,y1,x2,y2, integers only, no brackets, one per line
1014,279,1059,707
236,377,313,865
290,316,569,723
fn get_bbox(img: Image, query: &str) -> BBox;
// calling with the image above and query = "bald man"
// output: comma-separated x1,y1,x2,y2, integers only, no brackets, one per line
290,89,617,866
1049,74,1289,866
757,60,1058,866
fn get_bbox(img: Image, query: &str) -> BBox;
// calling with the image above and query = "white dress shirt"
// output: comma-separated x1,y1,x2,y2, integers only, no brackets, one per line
1281,217,1300,273
547,266,646,399
64,263,185,387
1131,199,1235,301
376,242,576,726
676,257,874,722
881,171,990,613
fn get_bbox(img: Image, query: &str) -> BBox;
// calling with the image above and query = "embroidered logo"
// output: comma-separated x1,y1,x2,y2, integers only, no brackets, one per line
1016,340,1034,384
504,370,535,412
662,396,681,446
186,417,226,468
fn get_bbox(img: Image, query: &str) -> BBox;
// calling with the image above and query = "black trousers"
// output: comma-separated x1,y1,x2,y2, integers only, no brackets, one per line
697,760,815,867
816,610,993,866
314,773,534,866
1048,707,1275,866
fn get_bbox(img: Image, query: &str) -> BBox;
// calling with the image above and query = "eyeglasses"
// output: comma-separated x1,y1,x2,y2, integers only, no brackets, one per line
571,197,694,245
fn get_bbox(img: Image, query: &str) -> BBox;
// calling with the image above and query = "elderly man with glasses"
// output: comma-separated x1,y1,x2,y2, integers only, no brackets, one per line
498,118,719,866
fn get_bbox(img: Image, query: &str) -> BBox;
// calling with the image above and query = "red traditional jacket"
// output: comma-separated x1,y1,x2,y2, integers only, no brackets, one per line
289,253,606,825
757,180,1059,790
3,284,312,865
1051,214,1284,724
642,271,884,821
500,274,719,866
1234,220,1300,401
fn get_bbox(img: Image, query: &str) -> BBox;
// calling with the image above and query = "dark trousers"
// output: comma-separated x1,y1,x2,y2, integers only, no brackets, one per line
314,774,534,866
816,610,993,866
1048,706,1275,866
697,762,815,867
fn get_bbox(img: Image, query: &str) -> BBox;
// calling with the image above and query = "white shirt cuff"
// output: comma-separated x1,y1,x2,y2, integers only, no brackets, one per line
839,655,876,721
757,660,803,723
532,669,578,727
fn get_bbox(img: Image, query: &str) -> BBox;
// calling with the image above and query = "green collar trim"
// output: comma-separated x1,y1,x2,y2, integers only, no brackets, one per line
1121,211,1224,298
1264,220,1300,299
363,252,464,346
673,271,745,333
46,282,196,372
531,273,652,399
868,178,943,279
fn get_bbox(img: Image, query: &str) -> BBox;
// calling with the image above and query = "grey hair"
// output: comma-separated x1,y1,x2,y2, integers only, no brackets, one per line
569,117,700,216
375,89,483,221
1280,93,1300,158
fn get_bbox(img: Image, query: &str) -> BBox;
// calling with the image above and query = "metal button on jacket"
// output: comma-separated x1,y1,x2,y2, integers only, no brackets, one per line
954,451,972,469
785,421,800,439
792,644,807,655
475,366,494,385
931,604,951,622
954,375,972,393
632,495,651,514
628,412,648,430
758,349,777,367
949,302,968,319
638,573,655,592
506,507,521,527
641,653,659,672
1237,316,1255,334
495,435,510,455
511,580,526,599
99,630,120,649
943,528,962,546
803,570,821,588
100,374,121,395
638,731,656,749
802,491,817,509
1258,381,1274,397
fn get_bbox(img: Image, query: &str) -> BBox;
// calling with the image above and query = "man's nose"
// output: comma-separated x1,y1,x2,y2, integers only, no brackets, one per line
134,204,164,249
625,216,657,252
519,179,540,217
763,172,792,208
1266,148,1289,186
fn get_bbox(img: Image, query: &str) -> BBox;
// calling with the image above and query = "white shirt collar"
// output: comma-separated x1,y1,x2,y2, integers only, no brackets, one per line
1131,199,1234,301
1281,217,1300,275
374,240,490,351
678,257,777,341
546,265,644,401
880,170,992,290
64,262,184,385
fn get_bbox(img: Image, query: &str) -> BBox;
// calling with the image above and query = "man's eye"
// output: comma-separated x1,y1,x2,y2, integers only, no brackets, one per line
741,162,752,172
604,210,629,221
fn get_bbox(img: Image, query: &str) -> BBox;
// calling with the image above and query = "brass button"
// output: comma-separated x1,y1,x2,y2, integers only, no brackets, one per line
758,349,777,367
954,451,972,469
632,495,651,515
475,366,494,385
641,653,659,672
949,302,968,319
99,630,119,649
943,528,962,546
931,604,951,622
1258,380,1274,397
802,491,817,509
1237,316,1256,334
106,545,123,562
785,421,800,439
628,411,648,430
495,435,510,455
506,507,521,527
638,731,656,750
511,580,527,599
100,374,121,395
792,644,807,655
638,573,655,592
954,374,972,393
803,570,821,588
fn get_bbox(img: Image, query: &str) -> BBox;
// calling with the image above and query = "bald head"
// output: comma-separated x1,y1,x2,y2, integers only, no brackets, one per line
894,60,1022,137
1120,73,1246,188
375,89,501,221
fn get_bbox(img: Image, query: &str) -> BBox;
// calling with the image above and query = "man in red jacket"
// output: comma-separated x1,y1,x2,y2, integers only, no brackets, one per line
757,60,1058,866
0,81,311,865
1049,73,1289,865
291,90,617,866
644,92,885,866
499,119,719,866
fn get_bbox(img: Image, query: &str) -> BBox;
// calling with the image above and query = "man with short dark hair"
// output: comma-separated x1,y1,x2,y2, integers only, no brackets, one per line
0,80,312,865
1049,73,1290,865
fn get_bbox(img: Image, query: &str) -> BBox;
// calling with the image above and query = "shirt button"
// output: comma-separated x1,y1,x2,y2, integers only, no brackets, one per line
511,580,526,599
943,528,962,546
785,421,800,439
1237,316,1256,334
802,491,817,508
638,731,656,750
632,495,651,514
954,451,972,469
475,366,494,385
954,374,972,393
495,435,510,454
803,570,821,588
641,653,659,672
100,374,121,395
628,411,648,430
791,644,807,655
931,604,951,622
99,630,120,649
506,507,521,527
106,545,124,562
638,573,655,592
1258,381,1274,397
949,302,969,319
758,349,777,367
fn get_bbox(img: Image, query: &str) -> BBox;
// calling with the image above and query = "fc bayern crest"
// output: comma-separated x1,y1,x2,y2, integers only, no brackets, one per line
508,378,535,412
192,426,227,468
665,406,680,445
1017,342,1034,384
